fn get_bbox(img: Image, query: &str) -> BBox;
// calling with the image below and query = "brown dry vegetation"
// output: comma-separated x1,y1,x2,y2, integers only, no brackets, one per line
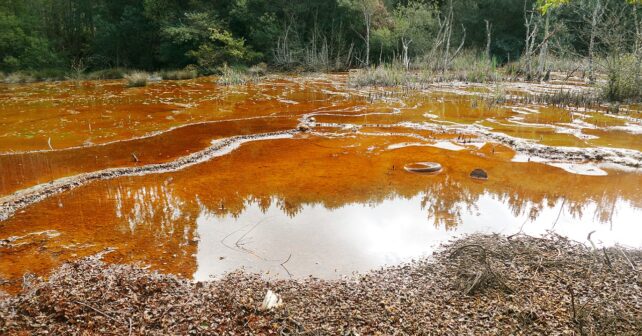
1,234,640,335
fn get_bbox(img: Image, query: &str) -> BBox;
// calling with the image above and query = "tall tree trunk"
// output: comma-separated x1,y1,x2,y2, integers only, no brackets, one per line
363,9,370,67
402,38,411,70
587,0,600,83
634,5,642,87
537,11,550,77
485,20,492,59
443,0,453,73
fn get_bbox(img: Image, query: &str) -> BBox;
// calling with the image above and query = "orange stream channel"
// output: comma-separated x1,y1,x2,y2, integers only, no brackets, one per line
1,75,641,293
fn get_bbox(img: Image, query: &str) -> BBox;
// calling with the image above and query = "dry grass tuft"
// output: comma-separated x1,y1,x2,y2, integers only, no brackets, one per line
124,71,150,87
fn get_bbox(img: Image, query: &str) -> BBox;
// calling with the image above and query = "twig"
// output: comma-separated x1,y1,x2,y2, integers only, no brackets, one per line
280,253,293,277
617,247,636,270
569,283,586,335
551,199,566,229
449,244,487,259
508,217,530,239
74,300,123,325
465,271,484,295
602,247,613,271
449,244,513,294
586,230,597,250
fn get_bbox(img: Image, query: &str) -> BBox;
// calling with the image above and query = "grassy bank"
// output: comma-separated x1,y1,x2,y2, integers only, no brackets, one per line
1,233,639,335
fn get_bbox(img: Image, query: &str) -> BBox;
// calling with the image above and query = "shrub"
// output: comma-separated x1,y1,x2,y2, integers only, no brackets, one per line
124,71,150,87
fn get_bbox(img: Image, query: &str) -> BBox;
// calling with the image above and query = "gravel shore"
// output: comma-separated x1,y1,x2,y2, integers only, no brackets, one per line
1,233,640,335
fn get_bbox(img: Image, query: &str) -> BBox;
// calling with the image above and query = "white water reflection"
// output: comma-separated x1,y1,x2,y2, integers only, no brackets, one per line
193,194,641,281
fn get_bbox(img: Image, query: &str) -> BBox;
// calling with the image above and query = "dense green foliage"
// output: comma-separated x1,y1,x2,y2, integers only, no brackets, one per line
0,0,640,84
0,0,523,72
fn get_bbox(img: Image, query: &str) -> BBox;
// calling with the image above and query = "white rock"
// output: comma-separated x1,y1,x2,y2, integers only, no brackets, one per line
260,289,283,310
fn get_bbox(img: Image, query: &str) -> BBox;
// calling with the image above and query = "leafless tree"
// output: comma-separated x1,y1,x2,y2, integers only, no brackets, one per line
485,20,492,58
429,0,466,72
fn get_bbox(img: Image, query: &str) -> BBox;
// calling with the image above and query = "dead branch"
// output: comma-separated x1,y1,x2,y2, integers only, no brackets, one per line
587,230,597,250
602,247,613,271
74,300,123,325
617,247,636,270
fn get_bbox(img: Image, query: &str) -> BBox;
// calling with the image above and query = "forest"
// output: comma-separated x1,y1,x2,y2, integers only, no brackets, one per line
1,0,641,92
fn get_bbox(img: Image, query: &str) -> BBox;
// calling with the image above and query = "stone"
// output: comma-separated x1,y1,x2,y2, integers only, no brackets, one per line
470,168,488,180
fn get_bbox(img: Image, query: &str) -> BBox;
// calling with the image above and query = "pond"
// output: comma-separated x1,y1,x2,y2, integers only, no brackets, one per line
1,74,641,293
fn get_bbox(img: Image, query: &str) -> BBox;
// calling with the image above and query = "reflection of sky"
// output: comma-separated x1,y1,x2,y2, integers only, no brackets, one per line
194,193,641,281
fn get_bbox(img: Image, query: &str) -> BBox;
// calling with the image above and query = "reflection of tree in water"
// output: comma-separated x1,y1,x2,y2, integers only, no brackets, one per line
417,176,624,230
420,176,480,229
567,191,620,229
110,181,194,249
112,173,629,235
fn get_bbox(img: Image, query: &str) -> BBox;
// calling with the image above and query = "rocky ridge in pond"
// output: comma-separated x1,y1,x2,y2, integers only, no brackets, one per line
349,121,642,169
1,234,640,335
0,130,298,222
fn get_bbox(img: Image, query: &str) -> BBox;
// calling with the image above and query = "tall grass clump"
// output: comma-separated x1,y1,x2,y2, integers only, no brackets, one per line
348,64,409,87
216,64,266,86
546,55,587,75
2,72,36,84
247,62,268,77
446,51,500,83
124,71,150,87
602,54,641,102
216,64,249,85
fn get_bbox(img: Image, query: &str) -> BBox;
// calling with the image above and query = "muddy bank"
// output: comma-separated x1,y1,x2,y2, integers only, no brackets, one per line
1,234,640,335
0,130,297,222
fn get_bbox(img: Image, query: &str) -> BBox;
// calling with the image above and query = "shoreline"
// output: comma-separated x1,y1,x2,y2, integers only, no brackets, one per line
2,233,640,335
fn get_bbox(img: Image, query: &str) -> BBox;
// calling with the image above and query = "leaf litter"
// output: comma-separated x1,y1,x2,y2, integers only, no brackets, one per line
1,233,640,335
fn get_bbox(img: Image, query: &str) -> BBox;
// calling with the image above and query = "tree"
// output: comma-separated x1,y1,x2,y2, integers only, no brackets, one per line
0,1,60,71
341,0,384,67
162,11,257,71
392,1,437,70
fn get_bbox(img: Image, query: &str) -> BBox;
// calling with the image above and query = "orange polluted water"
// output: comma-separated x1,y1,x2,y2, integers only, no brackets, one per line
1,75,641,293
